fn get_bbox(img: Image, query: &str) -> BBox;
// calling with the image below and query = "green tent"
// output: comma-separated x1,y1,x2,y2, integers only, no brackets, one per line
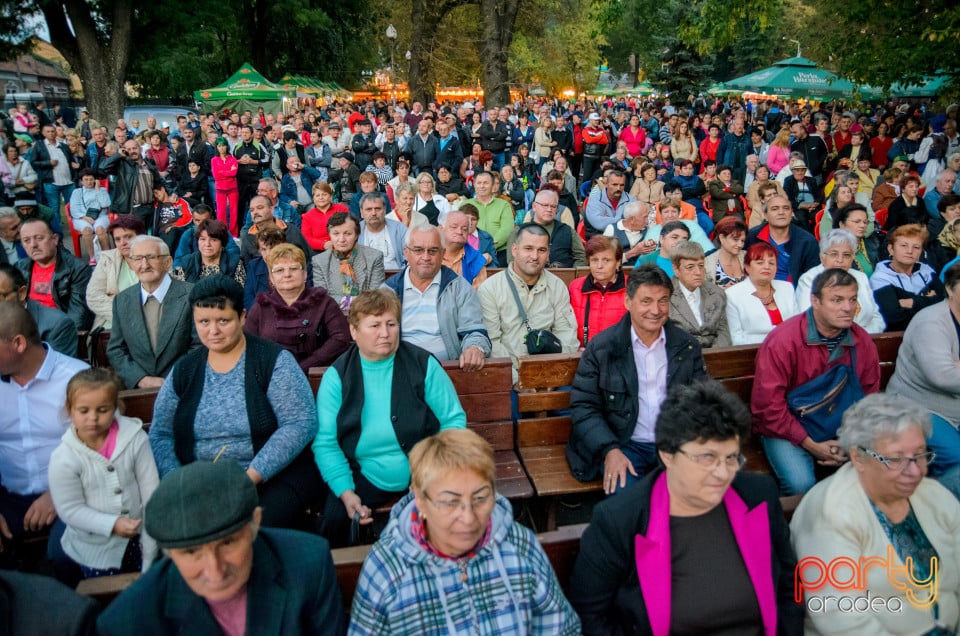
887,75,950,98
725,57,869,99
194,63,296,114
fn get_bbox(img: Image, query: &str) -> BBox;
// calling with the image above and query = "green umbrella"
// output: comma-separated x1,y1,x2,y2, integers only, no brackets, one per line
725,57,866,99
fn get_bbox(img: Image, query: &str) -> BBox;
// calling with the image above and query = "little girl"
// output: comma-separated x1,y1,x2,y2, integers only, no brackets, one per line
48,369,159,578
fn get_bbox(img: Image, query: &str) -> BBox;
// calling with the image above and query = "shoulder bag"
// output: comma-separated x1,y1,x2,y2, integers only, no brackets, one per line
504,272,563,355
786,347,864,442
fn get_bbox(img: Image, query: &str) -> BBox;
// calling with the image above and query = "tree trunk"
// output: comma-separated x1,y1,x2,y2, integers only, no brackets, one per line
408,0,473,105
479,0,521,107
41,0,133,124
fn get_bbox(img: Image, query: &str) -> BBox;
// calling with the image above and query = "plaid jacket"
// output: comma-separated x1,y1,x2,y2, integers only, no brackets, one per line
349,493,580,635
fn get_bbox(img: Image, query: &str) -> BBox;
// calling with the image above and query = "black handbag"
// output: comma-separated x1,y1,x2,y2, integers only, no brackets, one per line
504,271,564,355
786,347,864,443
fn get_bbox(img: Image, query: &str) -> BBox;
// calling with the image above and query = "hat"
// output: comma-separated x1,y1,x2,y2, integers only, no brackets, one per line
14,195,37,208
850,124,864,133
145,459,258,550
841,111,855,119
789,159,807,170
893,155,911,163
463,101,475,110
341,151,355,162
252,122,263,130
281,124,296,133
160,121,170,129
328,122,341,130
588,113,601,121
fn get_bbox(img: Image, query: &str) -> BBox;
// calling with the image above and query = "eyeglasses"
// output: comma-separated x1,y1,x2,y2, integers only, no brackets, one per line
271,265,304,275
823,251,854,259
534,201,558,209
677,449,746,470
130,254,165,263
424,490,494,516
858,447,935,471
406,246,441,256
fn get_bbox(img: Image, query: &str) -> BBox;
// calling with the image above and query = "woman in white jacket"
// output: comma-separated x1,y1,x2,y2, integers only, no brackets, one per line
791,394,960,635
725,241,798,345
795,229,886,333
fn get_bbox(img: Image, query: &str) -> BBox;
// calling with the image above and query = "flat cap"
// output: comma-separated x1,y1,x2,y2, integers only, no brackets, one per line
145,459,258,549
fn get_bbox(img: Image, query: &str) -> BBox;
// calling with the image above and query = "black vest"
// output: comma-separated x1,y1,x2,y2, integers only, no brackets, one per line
171,335,280,463
548,222,575,267
332,342,440,468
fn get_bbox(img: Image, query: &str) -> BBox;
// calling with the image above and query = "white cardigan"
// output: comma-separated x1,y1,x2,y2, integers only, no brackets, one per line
795,265,886,334
791,463,960,635
48,415,159,571
724,277,798,345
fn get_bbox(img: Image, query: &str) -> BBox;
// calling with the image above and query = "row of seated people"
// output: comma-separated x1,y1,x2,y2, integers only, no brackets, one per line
1,241,958,632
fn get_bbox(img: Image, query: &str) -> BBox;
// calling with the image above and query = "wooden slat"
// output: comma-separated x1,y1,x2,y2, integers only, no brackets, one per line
516,416,572,448
458,393,513,423
76,572,139,604
470,421,515,451
516,353,580,390
440,358,513,395
536,522,587,591
703,344,760,379
872,331,904,364
716,377,754,407
119,387,161,425
515,390,571,413
519,446,602,496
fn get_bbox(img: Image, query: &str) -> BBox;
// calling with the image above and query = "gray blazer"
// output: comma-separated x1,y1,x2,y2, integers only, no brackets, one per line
359,218,407,268
669,279,732,348
311,245,385,303
106,278,198,389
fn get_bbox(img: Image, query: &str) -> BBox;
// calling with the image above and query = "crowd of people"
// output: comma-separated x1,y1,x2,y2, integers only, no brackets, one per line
1,93,960,634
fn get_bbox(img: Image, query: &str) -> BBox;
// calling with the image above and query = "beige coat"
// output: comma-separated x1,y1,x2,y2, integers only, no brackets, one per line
85,249,133,329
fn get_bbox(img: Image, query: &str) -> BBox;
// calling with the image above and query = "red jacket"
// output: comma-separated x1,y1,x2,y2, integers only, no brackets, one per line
568,273,628,348
301,204,349,251
751,310,881,445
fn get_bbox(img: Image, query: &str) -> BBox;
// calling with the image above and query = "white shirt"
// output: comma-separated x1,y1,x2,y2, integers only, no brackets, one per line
400,269,447,359
140,273,172,305
44,140,71,186
680,284,703,327
0,346,89,495
365,228,399,269
630,326,668,443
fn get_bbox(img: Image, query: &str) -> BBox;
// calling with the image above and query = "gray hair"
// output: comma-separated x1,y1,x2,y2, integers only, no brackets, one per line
404,224,441,248
0,207,17,220
395,182,418,199
358,192,385,210
129,234,170,257
819,228,857,255
838,393,932,452
667,239,705,266
622,201,645,220
258,177,279,193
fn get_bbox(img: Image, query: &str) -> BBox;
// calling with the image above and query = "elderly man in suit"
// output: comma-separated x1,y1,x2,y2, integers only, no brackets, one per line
106,235,196,389
97,460,346,635
0,263,77,356
666,240,731,348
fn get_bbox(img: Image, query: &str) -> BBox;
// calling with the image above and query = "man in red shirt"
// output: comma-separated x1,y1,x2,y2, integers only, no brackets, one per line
15,218,92,329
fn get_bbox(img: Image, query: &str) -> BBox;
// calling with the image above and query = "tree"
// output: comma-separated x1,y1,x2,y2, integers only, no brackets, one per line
800,0,959,90
407,0,476,104
478,0,522,106
0,0,135,123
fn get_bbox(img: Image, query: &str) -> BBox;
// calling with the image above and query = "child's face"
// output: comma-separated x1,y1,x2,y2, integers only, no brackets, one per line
70,386,116,443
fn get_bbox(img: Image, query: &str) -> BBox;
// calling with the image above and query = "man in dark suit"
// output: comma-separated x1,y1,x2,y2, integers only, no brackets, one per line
97,460,346,635
106,235,196,389
0,263,77,356
432,118,463,174
0,207,26,265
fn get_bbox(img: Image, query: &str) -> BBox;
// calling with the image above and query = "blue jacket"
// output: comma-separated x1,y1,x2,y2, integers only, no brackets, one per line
98,528,346,636
476,229,498,267
173,223,241,267
279,166,322,208
245,256,270,310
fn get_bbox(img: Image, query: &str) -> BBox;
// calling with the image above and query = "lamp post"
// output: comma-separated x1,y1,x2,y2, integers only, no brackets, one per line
783,37,801,57
386,24,397,102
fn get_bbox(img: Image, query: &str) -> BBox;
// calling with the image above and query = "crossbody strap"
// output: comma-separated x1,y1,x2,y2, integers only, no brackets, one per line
583,295,591,345
503,271,532,332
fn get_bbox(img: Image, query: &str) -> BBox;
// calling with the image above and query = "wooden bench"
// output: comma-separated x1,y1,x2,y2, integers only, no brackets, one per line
308,358,534,502
79,522,589,610
516,332,905,529
75,329,111,368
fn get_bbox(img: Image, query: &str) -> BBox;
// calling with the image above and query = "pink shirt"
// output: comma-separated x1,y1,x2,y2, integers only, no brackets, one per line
630,326,667,443
97,421,120,459
206,586,248,636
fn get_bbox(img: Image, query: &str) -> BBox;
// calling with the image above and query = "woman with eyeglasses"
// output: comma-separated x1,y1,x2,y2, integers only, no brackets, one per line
313,289,466,548
245,243,350,373
791,393,960,635
571,380,803,635
349,428,581,635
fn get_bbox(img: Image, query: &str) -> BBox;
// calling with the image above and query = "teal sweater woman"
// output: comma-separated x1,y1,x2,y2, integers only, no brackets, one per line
313,289,466,547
